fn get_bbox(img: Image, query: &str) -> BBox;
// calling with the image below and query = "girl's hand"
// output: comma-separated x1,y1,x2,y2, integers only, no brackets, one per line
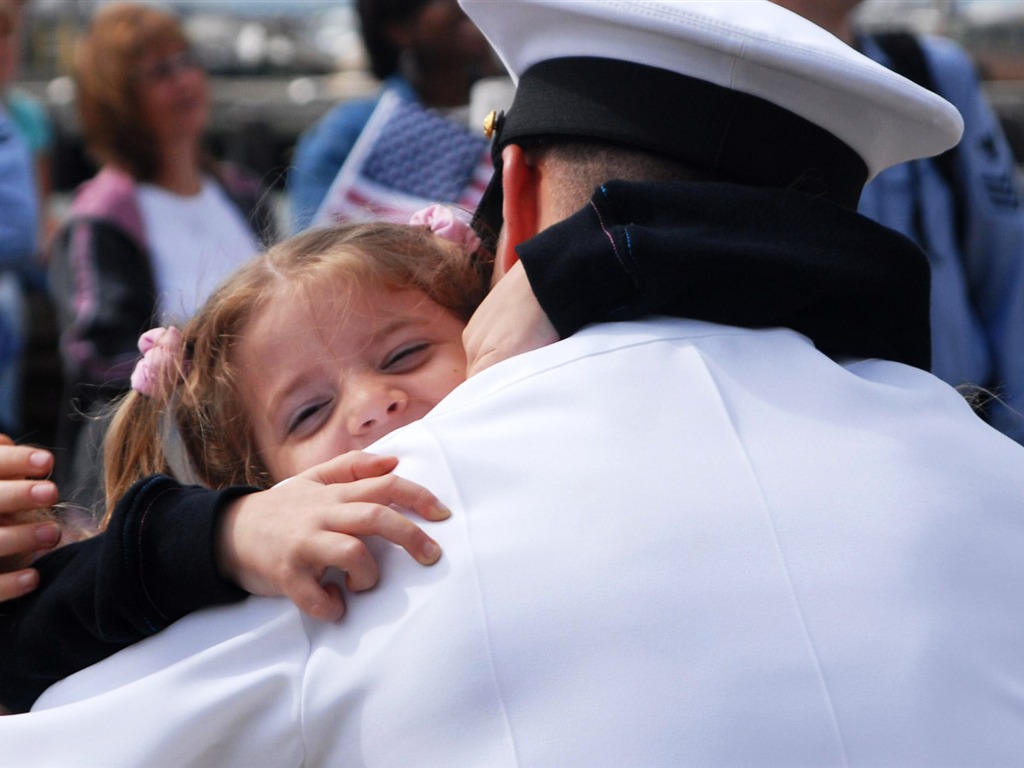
215,451,450,622
463,260,558,377
0,435,61,601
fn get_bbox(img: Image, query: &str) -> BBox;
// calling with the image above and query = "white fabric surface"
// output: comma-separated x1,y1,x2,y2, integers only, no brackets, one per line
138,177,258,321
5,318,1024,766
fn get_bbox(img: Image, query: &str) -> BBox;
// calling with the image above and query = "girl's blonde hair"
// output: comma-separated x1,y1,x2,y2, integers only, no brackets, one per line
102,220,490,522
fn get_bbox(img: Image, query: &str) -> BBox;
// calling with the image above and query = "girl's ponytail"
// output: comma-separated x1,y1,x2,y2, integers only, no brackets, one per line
101,327,189,525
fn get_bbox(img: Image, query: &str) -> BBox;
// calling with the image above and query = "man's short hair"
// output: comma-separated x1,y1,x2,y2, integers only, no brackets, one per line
526,142,710,223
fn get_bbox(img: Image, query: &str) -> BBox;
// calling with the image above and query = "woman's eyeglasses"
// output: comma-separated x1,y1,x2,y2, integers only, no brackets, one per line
139,49,202,83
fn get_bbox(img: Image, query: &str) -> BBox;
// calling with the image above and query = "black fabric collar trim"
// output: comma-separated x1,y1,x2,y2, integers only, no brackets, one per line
516,181,931,370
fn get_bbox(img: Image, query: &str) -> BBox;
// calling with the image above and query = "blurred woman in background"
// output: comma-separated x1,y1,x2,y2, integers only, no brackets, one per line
48,1,277,522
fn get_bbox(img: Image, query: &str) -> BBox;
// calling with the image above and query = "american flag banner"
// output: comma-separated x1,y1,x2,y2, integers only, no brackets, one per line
312,89,494,227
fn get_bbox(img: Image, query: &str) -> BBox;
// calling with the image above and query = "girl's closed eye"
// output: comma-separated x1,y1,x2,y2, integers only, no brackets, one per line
287,398,333,437
382,342,432,373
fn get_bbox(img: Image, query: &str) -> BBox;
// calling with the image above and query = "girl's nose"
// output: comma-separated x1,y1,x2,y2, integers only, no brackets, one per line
345,385,409,438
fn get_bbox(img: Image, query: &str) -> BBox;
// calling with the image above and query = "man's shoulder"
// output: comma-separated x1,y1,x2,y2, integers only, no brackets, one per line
425,319,806,424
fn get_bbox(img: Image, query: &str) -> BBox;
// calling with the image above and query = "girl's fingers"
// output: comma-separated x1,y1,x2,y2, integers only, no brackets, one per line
297,453,451,520
325,475,451,522
288,507,443,622
288,578,347,623
321,503,443,566
299,451,399,485
304,530,381,593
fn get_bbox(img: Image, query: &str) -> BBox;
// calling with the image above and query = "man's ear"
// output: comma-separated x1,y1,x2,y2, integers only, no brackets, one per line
495,144,540,279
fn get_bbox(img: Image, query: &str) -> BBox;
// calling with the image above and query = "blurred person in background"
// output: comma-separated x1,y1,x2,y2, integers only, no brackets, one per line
288,0,502,230
775,0,1024,444
1,0,54,255
0,0,38,439
48,2,277,523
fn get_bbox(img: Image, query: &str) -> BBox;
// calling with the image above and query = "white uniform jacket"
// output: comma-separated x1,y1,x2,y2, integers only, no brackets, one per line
4,318,1024,766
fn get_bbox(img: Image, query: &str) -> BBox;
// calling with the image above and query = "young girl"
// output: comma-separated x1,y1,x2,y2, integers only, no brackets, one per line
104,204,492,607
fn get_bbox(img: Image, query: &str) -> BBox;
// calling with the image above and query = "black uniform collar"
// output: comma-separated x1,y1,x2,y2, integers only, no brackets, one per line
516,180,931,370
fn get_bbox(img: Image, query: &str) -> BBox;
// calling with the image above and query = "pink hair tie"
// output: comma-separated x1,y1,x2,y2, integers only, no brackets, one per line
409,204,481,254
130,326,187,399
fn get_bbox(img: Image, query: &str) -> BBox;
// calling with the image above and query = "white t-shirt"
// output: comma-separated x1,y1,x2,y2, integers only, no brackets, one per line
137,177,258,321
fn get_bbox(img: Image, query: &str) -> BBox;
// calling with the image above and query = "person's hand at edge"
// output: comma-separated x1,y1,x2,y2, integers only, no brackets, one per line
215,451,450,622
463,260,559,377
0,435,61,601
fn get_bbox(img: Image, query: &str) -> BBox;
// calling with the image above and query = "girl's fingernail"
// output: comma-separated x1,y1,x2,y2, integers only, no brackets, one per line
30,482,56,505
34,523,61,546
422,541,442,563
434,504,452,520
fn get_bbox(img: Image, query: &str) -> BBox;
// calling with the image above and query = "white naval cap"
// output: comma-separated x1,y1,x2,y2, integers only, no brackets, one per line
462,0,964,213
